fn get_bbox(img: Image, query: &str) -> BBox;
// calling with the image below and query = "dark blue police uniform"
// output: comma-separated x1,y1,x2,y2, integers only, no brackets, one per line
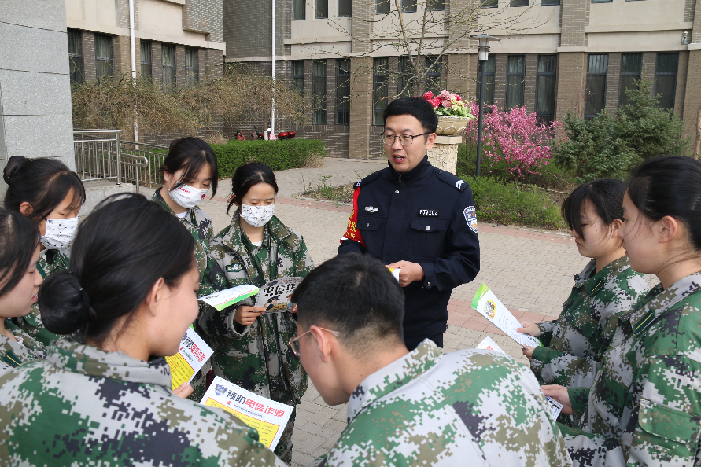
338,156,480,350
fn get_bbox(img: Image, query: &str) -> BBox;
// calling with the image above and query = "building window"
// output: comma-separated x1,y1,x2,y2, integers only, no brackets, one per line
654,52,678,111
506,55,525,109
373,58,389,126
536,55,557,123
313,60,327,124
68,29,83,84
402,0,417,12
592,0,612,3
376,0,390,14
428,0,446,10
185,48,199,85
294,0,305,19
425,55,442,95
618,53,642,107
511,0,528,5
398,56,415,97
476,55,496,106
292,60,304,96
339,0,352,16
162,44,176,89
482,0,498,6
336,59,351,125
316,0,328,18
95,33,113,79
541,0,559,4
140,41,152,79
585,54,608,118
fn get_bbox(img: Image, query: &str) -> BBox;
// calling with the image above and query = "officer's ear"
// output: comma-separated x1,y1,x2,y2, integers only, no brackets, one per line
425,132,437,150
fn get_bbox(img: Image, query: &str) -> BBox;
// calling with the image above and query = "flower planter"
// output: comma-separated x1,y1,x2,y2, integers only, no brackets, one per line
436,116,470,136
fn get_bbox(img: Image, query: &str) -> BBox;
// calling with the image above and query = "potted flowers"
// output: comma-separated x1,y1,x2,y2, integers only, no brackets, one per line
422,90,474,135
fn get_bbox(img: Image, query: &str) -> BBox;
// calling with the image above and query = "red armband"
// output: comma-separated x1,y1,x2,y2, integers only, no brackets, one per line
340,187,365,247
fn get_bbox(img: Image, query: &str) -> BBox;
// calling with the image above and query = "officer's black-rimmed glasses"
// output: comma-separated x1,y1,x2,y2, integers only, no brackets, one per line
381,132,432,146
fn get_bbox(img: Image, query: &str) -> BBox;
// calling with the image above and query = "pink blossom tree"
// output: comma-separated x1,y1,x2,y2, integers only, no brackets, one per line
464,103,561,179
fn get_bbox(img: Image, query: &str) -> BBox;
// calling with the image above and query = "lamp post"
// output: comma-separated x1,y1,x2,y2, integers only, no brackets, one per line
471,34,498,177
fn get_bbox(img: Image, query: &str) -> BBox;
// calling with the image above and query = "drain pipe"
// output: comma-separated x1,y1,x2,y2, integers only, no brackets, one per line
271,0,276,136
129,0,138,142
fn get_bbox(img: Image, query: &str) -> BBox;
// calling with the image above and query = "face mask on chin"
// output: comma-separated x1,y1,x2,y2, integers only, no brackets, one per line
41,216,79,256
168,183,208,209
240,203,275,228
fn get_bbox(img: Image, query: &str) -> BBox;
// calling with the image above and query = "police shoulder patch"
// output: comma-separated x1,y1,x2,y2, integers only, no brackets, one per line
463,206,478,233
436,170,467,192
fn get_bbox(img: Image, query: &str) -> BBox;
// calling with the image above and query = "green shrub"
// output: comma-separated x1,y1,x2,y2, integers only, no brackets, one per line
212,139,326,177
462,175,565,230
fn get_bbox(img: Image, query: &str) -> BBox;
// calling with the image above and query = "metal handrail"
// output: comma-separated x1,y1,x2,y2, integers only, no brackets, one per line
73,129,122,185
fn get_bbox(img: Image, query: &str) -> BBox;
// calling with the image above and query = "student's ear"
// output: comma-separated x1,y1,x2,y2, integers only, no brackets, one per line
609,219,623,237
658,215,681,244
309,325,335,363
19,201,34,217
144,278,166,318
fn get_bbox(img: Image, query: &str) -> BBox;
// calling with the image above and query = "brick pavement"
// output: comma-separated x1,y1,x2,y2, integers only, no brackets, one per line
200,158,592,466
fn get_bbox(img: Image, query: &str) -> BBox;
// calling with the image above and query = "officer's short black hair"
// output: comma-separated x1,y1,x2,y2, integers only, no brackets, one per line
383,97,438,134
562,178,626,241
292,253,405,354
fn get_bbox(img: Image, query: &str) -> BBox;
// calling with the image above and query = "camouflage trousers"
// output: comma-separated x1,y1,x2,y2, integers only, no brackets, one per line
561,427,624,467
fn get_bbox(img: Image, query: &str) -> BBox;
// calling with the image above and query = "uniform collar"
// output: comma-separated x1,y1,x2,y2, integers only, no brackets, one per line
387,156,431,183
220,211,295,252
578,256,632,295
346,340,441,424
621,272,701,334
45,339,172,387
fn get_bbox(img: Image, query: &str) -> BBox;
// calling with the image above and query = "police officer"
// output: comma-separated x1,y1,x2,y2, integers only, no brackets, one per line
339,96,480,351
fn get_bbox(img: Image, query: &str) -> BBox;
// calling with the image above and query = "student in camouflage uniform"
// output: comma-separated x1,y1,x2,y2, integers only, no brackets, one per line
0,208,45,373
544,156,701,466
3,156,85,345
197,163,313,464
152,137,218,296
0,194,285,466
518,181,648,423
291,253,573,467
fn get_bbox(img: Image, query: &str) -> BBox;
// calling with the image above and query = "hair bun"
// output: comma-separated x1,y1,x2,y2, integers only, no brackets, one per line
39,270,91,335
3,156,28,184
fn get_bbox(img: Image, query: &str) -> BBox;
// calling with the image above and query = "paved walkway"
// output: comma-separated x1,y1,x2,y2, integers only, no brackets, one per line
201,157,591,466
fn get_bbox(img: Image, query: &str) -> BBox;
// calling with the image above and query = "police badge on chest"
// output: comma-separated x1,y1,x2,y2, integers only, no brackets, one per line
418,209,439,217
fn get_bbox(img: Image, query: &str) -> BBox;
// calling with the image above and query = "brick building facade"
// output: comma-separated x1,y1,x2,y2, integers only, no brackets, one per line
224,0,701,159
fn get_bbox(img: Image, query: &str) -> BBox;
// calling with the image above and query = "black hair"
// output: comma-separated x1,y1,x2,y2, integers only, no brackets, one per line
38,193,195,344
227,162,279,214
383,96,438,134
562,178,627,240
0,207,40,297
291,253,404,352
628,155,701,250
3,156,86,222
161,137,219,196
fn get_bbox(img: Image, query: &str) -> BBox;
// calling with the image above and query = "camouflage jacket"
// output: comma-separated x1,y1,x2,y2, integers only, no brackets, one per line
532,257,648,389
197,212,313,406
12,248,69,345
0,339,285,466
560,272,701,467
0,320,45,375
312,340,573,467
152,189,215,296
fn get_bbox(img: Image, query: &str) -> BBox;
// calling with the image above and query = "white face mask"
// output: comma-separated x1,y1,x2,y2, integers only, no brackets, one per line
42,216,79,255
240,204,275,228
169,184,208,209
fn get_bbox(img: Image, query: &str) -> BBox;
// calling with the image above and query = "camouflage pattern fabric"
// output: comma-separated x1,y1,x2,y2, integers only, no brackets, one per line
152,189,216,296
12,248,69,345
532,257,648,389
196,211,313,464
0,339,285,466
559,272,701,467
312,340,573,467
0,319,46,375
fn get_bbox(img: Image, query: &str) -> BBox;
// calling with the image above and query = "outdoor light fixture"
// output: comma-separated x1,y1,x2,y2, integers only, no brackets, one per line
471,34,499,177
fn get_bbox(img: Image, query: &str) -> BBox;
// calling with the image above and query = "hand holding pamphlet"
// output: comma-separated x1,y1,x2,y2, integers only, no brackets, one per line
201,377,293,450
254,277,303,313
471,283,542,348
165,327,213,390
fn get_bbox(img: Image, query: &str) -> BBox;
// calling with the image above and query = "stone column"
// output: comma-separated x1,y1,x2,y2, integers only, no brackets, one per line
427,136,462,174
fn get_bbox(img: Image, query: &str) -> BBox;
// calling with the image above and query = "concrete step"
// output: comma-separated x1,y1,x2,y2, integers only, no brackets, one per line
81,179,138,216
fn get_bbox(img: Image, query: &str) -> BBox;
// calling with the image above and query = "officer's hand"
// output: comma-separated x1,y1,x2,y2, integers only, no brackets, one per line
173,382,194,399
522,345,535,360
234,306,266,326
517,322,541,337
542,385,573,415
387,261,424,287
